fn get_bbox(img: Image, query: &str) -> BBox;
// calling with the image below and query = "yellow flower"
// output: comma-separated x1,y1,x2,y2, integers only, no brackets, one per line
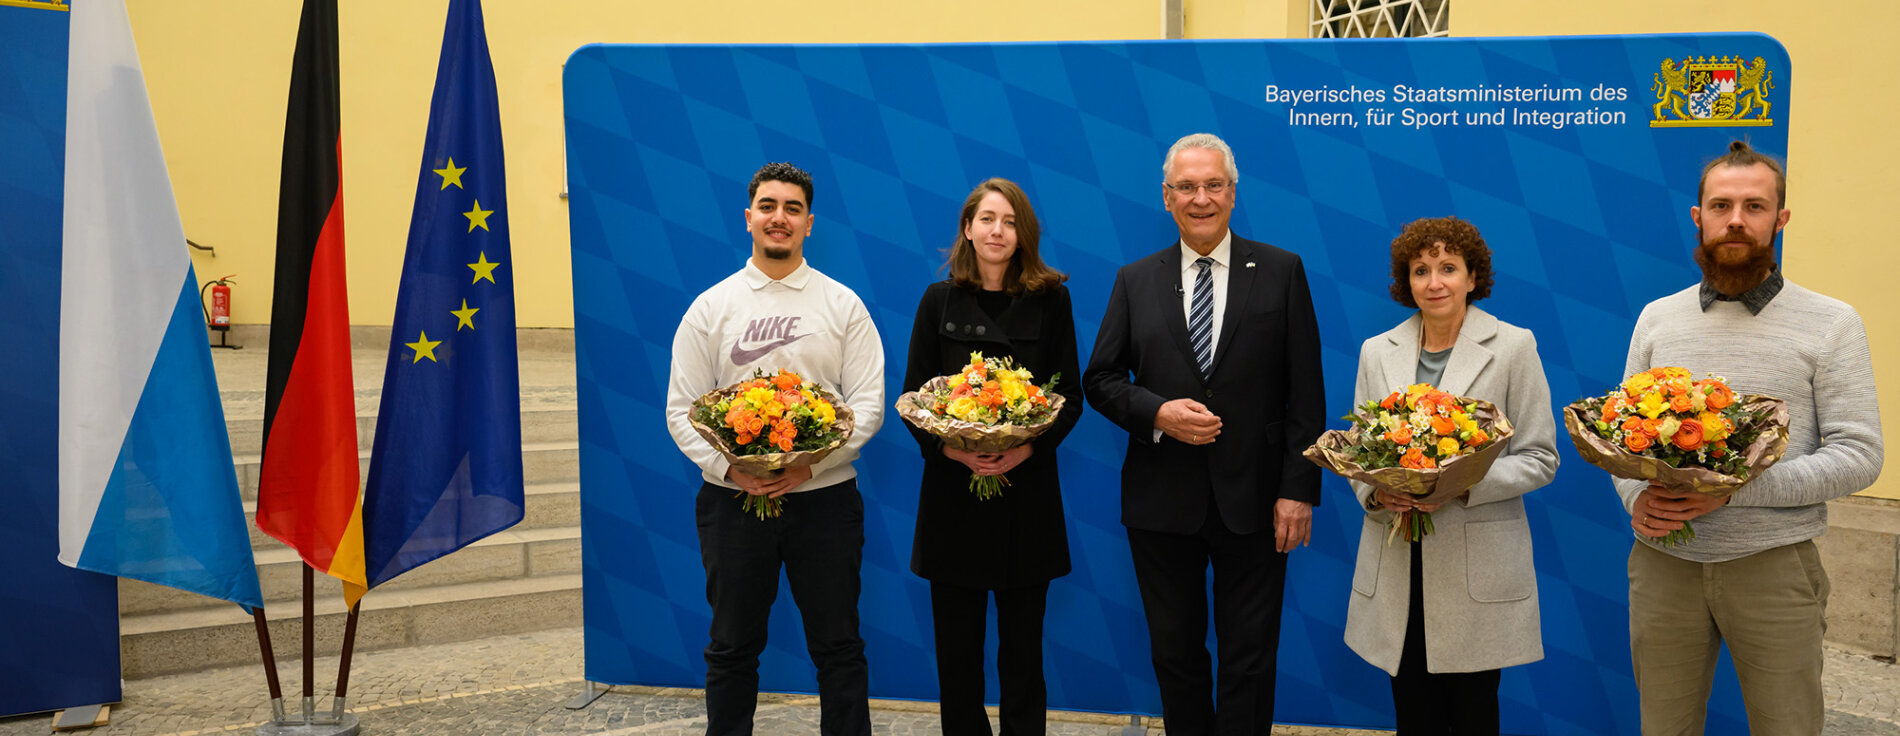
948,396,979,421
1636,391,1669,419
1689,390,1707,413
1436,436,1461,457
1657,415,1680,441
1002,380,1027,402
1698,411,1730,442
1623,372,1657,395
760,400,785,420
948,374,966,388
743,386,774,409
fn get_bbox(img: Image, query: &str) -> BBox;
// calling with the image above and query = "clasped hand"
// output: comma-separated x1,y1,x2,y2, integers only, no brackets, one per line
726,464,813,498
943,444,1033,476
1156,398,1222,445
1630,480,1727,538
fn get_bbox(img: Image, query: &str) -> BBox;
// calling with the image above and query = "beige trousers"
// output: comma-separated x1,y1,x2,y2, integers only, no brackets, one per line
1627,540,1829,736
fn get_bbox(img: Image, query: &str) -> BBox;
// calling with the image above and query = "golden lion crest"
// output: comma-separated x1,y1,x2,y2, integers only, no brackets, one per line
1652,55,1773,127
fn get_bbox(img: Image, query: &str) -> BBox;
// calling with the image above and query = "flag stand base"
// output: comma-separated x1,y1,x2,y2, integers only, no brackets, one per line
255,698,358,736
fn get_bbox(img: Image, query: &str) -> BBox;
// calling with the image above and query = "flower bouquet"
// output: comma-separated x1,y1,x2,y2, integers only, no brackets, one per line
895,351,1064,500
1563,367,1788,547
1303,384,1514,542
689,369,855,519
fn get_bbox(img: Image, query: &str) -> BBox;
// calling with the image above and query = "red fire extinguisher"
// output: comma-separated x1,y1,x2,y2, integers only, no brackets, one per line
201,274,240,349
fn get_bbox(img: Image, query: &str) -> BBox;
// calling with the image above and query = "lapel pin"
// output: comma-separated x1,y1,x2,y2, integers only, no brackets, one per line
1245,261,1256,268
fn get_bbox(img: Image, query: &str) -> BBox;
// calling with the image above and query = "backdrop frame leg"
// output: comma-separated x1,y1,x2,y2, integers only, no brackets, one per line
564,681,608,710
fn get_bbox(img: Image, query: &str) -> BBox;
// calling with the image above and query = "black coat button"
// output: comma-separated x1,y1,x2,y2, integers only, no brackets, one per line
974,325,986,336
944,322,956,332
1205,390,1215,399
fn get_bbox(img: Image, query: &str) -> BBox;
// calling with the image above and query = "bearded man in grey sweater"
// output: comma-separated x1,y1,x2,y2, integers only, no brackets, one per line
1615,141,1884,735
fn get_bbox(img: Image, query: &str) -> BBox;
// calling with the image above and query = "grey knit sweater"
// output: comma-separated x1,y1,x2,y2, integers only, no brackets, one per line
1613,280,1884,563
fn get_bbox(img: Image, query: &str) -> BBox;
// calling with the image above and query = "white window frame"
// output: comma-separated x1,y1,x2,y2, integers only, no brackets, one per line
1310,0,1449,38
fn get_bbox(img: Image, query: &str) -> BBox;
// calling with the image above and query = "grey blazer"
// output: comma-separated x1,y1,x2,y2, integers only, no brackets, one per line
1342,306,1558,675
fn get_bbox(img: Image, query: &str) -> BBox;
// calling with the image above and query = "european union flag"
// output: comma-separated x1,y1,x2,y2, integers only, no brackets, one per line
363,0,522,589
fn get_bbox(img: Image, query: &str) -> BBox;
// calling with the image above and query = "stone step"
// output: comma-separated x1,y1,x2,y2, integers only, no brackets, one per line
223,405,578,457
237,481,579,550
120,574,583,678
120,524,581,617
232,441,579,501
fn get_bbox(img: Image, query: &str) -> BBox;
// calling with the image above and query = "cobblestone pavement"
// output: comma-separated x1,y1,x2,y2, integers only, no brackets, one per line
2,628,1894,735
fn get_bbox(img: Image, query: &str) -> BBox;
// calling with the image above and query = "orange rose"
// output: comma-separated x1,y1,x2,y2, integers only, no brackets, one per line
1640,417,1662,436
1703,382,1734,409
1624,432,1653,452
1710,445,1727,458
1671,419,1705,450
1381,393,1400,411
1431,415,1456,435
1400,447,1437,469
1621,416,1643,433
1669,393,1694,413
736,433,755,445
773,372,801,390
1468,429,1490,446
1390,425,1414,445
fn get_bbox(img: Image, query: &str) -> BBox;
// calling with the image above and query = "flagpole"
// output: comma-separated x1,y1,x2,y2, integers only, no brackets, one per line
331,604,360,720
252,608,287,722
302,565,315,723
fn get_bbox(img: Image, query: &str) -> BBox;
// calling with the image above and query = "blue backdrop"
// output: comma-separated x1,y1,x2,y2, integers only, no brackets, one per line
0,1,124,718
565,34,1790,734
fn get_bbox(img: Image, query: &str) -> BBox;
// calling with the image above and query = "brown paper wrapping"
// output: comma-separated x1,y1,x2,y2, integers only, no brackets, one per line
1302,397,1516,505
894,375,1067,453
688,382,857,479
1562,394,1789,497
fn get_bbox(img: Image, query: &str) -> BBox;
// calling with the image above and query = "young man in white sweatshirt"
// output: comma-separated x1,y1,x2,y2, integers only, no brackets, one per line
665,162,885,736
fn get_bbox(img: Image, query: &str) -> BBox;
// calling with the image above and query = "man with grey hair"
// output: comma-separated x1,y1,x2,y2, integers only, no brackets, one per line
1084,132,1326,734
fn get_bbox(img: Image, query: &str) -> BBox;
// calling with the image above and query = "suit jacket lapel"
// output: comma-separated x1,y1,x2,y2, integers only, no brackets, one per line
1382,314,1422,395
1157,247,1199,370
1208,240,1255,376
1436,307,1497,397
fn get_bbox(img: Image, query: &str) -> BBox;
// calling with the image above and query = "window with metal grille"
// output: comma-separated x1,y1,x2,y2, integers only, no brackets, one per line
1311,0,1449,38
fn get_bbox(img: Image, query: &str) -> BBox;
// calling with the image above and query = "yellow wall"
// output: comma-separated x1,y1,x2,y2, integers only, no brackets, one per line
131,0,1171,330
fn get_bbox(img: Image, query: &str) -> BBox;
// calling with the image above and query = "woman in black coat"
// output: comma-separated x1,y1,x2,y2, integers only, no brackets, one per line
904,178,1083,736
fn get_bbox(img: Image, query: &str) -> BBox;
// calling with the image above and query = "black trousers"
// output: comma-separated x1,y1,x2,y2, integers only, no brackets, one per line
1390,540,1501,735
695,480,870,736
930,581,1051,736
1126,502,1287,736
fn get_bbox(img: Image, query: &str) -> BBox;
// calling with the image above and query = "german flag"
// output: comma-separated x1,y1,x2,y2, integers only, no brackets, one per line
256,0,366,607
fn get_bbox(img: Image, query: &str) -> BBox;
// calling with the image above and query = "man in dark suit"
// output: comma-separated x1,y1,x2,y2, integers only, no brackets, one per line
1083,133,1325,734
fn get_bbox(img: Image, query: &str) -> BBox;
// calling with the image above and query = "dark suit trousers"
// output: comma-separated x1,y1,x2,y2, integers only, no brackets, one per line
1127,501,1287,735
930,581,1051,736
696,480,870,736
1390,540,1501,735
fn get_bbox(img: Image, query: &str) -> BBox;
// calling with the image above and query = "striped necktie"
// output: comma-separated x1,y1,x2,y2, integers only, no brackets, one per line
1190,256,1214,378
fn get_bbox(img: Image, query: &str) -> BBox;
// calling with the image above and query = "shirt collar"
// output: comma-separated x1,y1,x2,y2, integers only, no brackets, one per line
1179,231,1233,272
741,258,813,290
1698,264,1783,315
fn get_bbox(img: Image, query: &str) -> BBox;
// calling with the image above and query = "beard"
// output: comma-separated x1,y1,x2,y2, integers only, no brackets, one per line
760,243,795,260
1693,230,1777,296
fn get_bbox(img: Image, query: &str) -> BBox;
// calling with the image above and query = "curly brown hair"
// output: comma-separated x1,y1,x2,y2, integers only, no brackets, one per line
1387,216,1494,308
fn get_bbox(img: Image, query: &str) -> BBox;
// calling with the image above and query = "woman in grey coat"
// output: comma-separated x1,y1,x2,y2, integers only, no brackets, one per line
1343,217,1559,735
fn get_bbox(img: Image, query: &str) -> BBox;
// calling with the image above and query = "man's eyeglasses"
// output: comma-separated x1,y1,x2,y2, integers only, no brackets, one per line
1165,180,1230,197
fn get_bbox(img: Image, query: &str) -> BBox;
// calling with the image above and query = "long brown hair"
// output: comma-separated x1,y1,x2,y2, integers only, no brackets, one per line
946,178,1066,295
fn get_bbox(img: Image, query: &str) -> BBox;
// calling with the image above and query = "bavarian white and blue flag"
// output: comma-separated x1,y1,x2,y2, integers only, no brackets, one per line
57,0,263,611
363,0,524,588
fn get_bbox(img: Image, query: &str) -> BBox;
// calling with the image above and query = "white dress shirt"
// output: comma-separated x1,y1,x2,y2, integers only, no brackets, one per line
1178,231,1232,350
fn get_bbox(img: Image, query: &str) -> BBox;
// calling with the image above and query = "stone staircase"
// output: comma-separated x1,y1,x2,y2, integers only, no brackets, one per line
117,339,584,677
